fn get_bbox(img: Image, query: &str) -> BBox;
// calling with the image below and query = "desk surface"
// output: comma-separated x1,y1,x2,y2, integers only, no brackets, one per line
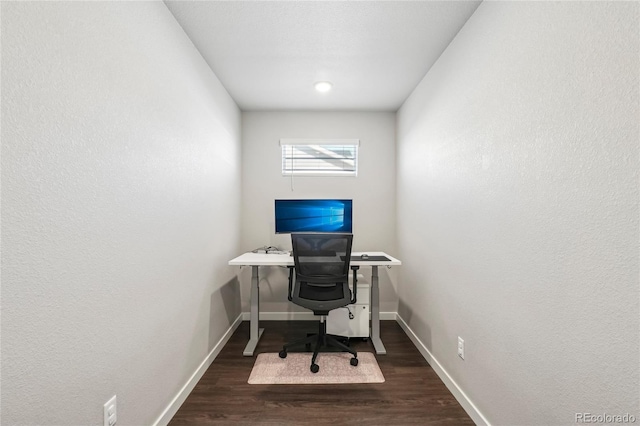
229,251,401,266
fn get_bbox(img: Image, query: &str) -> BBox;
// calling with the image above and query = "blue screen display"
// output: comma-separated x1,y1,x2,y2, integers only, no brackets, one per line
275,199,353,233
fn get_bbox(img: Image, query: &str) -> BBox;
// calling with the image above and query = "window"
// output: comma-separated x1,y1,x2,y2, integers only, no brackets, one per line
280,139,359,176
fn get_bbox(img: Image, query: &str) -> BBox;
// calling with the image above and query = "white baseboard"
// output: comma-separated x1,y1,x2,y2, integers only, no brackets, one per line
241,311,397,321
152,314,243,426
395,314,490,426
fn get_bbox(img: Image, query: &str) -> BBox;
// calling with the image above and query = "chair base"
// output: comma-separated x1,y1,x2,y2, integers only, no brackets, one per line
279,317,358,373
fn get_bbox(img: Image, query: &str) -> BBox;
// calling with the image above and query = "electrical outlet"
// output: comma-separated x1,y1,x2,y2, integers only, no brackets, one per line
103,395,117,426
457,337,465,360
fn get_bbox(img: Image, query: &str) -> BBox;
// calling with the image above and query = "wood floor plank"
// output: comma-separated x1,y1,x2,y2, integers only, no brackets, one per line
169,321,474,425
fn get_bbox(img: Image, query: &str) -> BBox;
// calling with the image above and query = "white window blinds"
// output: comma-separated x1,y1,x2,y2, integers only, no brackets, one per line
280,139,359,176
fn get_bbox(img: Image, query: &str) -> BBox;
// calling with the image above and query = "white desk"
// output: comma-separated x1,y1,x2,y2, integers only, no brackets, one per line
229,251,401,356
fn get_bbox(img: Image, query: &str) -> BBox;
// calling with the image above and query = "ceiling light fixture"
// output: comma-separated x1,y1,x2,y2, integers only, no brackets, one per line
314,81,333,93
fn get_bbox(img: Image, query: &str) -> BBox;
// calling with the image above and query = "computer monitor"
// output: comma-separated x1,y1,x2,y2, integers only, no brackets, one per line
275,199,353,234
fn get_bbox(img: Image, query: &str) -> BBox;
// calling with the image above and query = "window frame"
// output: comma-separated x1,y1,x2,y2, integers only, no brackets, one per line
280,138,360,177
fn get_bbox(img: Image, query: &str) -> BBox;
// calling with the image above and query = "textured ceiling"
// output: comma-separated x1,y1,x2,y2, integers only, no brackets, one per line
165,1,482,111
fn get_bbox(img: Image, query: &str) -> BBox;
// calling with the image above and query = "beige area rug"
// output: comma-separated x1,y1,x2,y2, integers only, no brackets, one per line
248,352,384,384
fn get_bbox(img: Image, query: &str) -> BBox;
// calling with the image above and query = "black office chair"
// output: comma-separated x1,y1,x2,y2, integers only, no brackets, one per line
279,233,359,373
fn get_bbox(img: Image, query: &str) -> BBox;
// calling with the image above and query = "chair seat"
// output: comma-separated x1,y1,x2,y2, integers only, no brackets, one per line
293,281,352,312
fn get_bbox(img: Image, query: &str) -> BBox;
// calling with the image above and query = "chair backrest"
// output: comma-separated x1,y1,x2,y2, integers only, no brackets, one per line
291,233,353,284
290,233,354,312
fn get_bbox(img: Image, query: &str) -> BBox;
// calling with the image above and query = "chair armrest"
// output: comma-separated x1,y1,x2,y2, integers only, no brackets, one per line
350,266,359,304
287,266,294,301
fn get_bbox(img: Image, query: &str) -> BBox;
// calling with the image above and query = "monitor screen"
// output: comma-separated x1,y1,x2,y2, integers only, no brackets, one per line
275,199,353,234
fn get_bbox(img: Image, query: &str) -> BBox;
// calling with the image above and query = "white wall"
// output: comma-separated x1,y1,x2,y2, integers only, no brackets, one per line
1,2,241,425
240,111,398,315
397,2,639,424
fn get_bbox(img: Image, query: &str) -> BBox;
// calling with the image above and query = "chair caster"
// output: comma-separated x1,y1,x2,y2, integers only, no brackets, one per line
279,350,287,359
350,357,358,367
310,363,319,373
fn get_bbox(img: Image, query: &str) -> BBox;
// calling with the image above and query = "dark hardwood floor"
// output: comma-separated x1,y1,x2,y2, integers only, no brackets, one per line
169,320,473,425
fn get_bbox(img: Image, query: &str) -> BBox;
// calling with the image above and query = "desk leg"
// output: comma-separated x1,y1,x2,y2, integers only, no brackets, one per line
243,265,264,356
370,265,387,355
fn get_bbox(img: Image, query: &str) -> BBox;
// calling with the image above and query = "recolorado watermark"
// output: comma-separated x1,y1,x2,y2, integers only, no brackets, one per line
576,413,637,423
